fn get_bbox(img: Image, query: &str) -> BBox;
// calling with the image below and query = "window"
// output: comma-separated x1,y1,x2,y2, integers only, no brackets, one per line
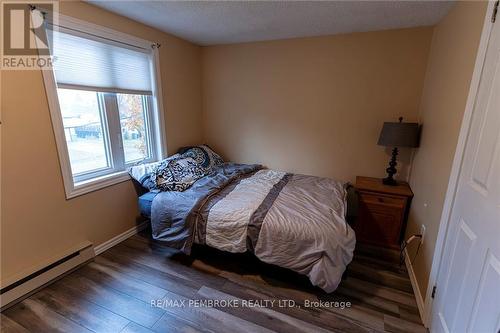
42,16,166,198
57,89,156,183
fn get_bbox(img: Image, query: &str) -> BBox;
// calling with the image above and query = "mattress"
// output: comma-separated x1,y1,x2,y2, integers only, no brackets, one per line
138,191,158,218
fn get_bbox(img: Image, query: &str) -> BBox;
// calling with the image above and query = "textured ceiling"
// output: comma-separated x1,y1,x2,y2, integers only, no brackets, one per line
88,1,455,46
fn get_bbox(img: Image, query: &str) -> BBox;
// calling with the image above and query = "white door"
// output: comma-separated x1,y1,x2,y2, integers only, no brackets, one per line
431,12,500,333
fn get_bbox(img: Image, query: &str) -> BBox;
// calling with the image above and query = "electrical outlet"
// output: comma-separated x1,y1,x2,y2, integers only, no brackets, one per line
420,224,426,245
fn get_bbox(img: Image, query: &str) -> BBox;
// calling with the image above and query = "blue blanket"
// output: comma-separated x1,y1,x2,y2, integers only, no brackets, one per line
150,163,262,253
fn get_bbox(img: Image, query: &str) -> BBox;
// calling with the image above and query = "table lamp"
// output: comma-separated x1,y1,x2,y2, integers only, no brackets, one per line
377,117,420,186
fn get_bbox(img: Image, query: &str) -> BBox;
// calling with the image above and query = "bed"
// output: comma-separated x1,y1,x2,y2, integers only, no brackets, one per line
131,146,356,292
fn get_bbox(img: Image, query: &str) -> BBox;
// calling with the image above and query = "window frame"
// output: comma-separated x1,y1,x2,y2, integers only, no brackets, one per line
38,13,167,199
64,91,158,184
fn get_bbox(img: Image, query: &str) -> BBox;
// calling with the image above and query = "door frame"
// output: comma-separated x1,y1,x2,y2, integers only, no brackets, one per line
424,1,497,327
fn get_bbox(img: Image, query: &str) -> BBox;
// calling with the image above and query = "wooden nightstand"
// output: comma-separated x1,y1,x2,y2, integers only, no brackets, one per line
353,176,413,249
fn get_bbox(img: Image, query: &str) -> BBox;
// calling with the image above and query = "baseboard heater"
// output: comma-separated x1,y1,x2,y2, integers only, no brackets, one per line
0,242,95,310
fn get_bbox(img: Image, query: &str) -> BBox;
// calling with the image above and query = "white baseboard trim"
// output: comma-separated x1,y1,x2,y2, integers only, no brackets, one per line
94,222,148,255
404,247,426,326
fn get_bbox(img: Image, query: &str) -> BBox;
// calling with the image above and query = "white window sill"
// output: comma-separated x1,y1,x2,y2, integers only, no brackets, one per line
66,171,131,199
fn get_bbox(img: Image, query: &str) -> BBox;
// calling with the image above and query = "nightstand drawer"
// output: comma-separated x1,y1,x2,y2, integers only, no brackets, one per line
356,203,403,247
358,192,405,208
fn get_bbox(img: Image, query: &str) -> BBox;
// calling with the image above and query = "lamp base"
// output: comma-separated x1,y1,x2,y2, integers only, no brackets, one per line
383,147,399,186
382,177,398,186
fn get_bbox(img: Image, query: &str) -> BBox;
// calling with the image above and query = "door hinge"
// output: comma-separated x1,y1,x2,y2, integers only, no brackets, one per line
431,285,437,299
493,0,499,23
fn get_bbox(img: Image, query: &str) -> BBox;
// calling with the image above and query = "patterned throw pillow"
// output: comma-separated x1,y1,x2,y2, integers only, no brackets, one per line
128,154,180,190
178,145,224,174
150,156,206,192
130,146,225,192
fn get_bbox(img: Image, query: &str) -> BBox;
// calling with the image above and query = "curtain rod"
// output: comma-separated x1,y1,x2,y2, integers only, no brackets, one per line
28,4,161,50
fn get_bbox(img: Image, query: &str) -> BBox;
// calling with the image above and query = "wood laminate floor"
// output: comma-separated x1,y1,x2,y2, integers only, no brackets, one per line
1,230,427,333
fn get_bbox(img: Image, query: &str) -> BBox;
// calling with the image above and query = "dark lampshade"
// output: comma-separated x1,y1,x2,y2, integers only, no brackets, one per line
377,120,420,148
